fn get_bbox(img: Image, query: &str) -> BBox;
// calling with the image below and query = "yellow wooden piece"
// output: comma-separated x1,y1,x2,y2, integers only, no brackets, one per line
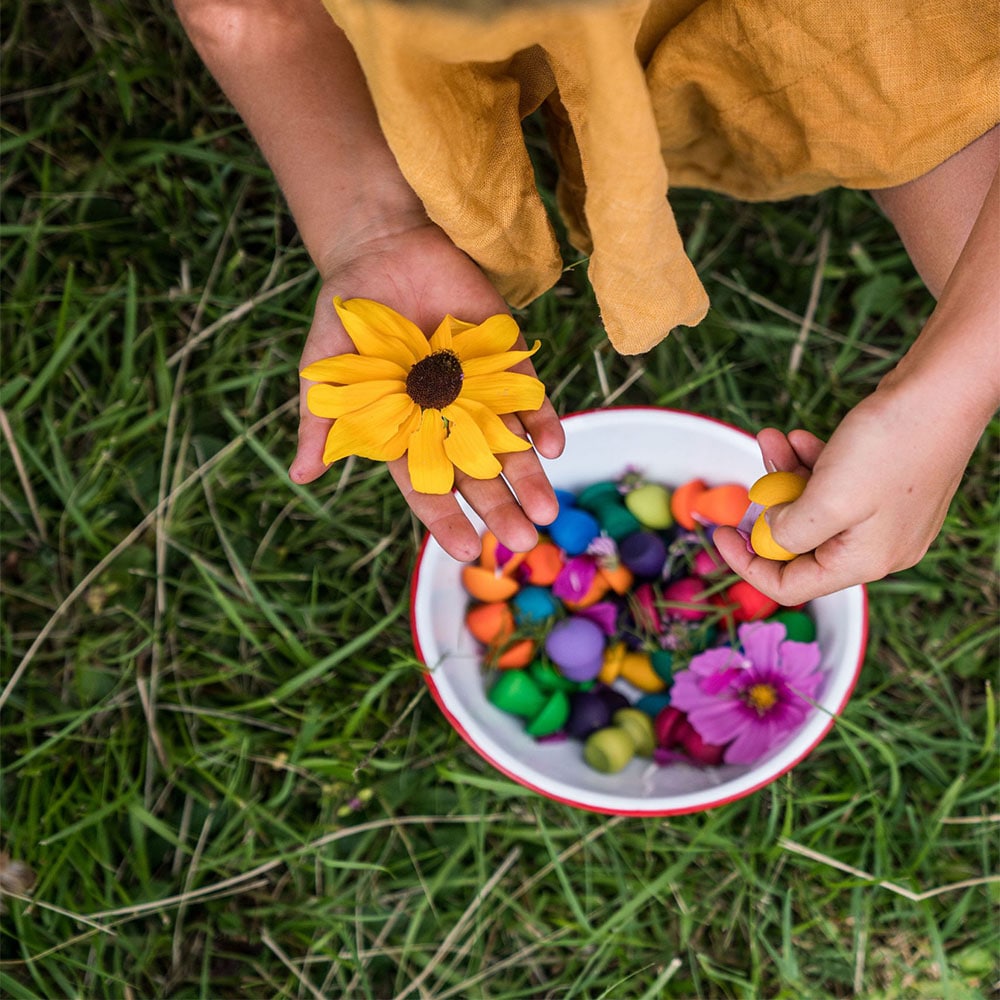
618,651,667,693
597,642,626,685
747,471,808,562
748,471,807,507
750,512,797,562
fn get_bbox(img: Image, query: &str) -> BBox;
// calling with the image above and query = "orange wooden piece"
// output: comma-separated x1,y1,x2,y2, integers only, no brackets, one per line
521,541,564,586
690,483,750,527
562,574,611,611
479,531,501,571
598,563,634,595
490,638,535,669
461,565,520,602
465,601,515,645
671,478,707,530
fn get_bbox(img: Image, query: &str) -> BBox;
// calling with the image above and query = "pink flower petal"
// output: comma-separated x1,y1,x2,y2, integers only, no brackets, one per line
689,647,745,677
723,718,779,764
736,501,766,547
777,639,822,679
738,621,785,668
702,666,746,696
666,619,826,768
666,670,704,711
552,556,598,603
686,700,748,745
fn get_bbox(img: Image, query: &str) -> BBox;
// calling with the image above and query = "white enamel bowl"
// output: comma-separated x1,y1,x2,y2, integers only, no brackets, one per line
410,408,868,815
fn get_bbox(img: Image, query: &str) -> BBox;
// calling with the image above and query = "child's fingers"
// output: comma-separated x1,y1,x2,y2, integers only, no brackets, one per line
392,463,485,562
711,526,755,578
787,429,826,468
394,461,545,561
504,333,564,461
394,455,547,562
289,407,333,485
714,526,863,606
765,481,864,560
756,427,820,477
717,471,877,605
455,472,541,553
520,396,565,461
494,432,559,528
727,549,831,606
756,428,798,472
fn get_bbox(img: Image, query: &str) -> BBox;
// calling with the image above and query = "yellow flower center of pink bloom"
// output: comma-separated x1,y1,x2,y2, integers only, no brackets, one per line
744,682,778,714
405,349,464,410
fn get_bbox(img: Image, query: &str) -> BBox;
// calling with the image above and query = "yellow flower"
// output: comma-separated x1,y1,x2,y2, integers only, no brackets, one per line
301,297,545,494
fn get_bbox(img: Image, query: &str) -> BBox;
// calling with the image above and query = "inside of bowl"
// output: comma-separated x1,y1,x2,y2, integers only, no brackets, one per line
412,409,867,814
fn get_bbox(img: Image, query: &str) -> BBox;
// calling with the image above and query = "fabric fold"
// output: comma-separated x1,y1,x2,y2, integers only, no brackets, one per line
319,0,998,355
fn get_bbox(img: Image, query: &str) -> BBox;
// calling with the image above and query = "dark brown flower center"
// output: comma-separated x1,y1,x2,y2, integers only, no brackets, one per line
406,349,464,410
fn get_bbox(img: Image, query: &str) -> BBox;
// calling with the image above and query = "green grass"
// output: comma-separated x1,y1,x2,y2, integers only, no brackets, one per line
2,2,997,997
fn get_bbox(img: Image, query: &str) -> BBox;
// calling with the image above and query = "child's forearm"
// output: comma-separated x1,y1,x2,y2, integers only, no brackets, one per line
879,164,999,437
174,0,426,274
714,147,998,604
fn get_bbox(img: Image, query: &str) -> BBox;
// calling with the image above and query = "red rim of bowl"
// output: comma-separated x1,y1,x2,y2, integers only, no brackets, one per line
409,405,869,816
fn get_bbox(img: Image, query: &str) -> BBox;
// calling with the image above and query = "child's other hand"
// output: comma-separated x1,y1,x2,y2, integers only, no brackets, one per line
289,221,565,562
713,385,980,604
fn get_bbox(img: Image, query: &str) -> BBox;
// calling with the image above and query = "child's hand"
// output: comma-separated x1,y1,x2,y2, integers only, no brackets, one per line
289,221,565,562
715,159,998,605
713,384,983,604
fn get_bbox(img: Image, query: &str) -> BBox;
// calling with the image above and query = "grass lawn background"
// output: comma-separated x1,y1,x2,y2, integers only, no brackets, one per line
2,2,997,997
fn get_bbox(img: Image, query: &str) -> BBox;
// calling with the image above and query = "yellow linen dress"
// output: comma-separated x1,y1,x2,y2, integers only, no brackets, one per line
319,0,999,354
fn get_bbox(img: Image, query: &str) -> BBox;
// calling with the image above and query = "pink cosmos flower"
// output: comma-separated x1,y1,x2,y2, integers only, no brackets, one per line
669,621,823,765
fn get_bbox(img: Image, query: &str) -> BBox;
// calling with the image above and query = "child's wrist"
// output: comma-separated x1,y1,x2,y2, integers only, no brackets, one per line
877,335,998,444
310,198,433,282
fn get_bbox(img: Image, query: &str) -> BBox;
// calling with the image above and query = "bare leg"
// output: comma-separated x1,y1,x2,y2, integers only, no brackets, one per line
871,124,999,299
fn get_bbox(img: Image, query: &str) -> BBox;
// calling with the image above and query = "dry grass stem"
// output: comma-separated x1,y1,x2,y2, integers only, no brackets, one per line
787,226,831,380
780,837,1000,902
394,847,522,1000
166,271,315,367
260,929,327,1000
84,815,506,922
0,406,48,543
710,269,893,359
0,398,296,710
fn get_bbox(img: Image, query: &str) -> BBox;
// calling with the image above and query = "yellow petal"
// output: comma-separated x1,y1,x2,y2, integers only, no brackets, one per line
382,405,422,462
460,371,545,415
427,316,454,353
320,394,417,463
460,341,540,379
333,296,429,368
321,426,349,466
446,315,478,335
451,314,520,361
446,398,533,454
443,406,503,480
301,354,408,384
408,410,454,494
307,381,407,419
